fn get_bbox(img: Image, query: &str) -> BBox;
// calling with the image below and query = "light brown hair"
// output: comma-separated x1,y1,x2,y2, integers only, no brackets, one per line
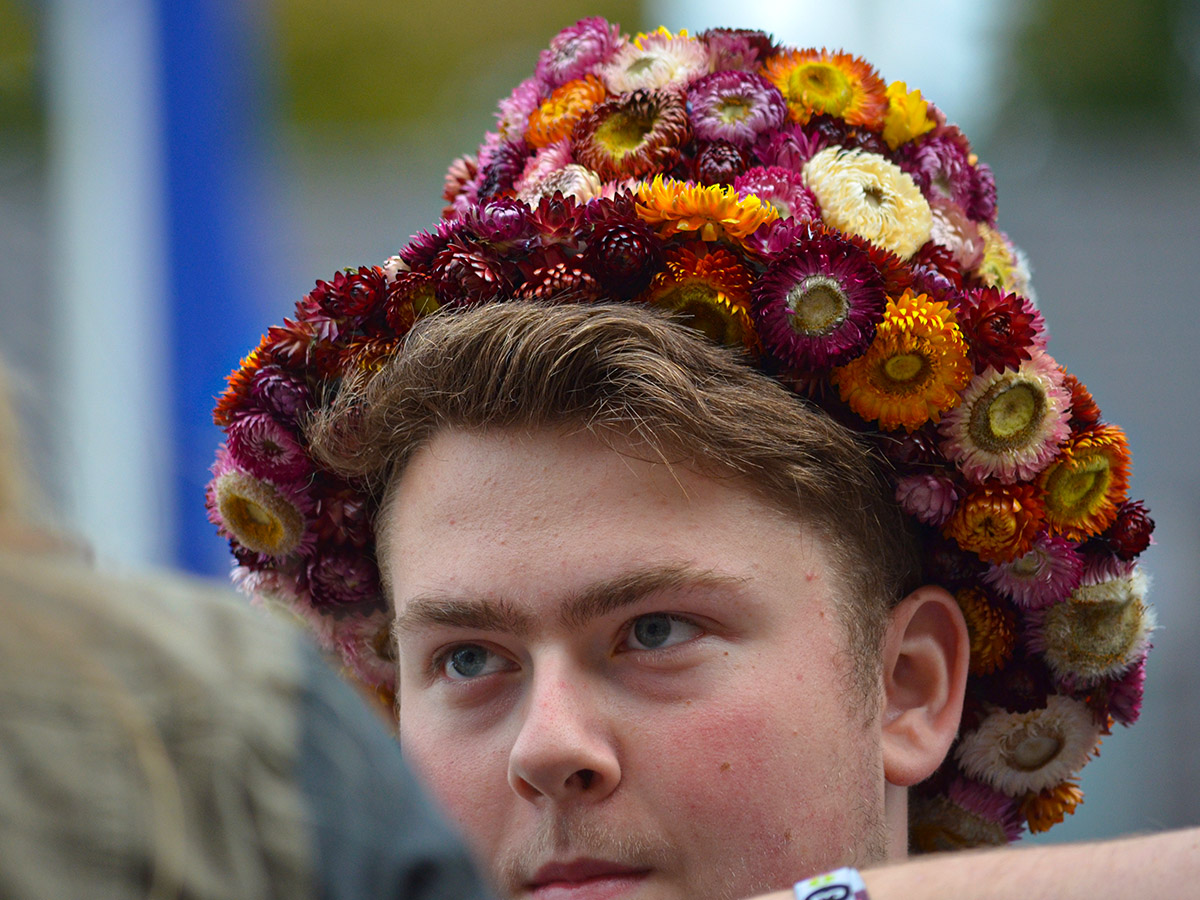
308,301,920,679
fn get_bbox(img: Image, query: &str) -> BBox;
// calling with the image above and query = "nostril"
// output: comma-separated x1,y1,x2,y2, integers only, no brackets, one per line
573,768,597,790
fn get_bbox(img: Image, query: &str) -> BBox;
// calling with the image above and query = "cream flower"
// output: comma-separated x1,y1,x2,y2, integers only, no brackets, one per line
955,695,1102,797
803,146,932,259
1031,568,1155,685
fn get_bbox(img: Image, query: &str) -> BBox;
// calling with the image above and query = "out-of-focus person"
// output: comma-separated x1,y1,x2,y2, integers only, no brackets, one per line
0,359,493,900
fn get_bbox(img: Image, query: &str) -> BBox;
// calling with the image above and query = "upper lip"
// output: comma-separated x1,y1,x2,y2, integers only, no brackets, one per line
528,859,648,888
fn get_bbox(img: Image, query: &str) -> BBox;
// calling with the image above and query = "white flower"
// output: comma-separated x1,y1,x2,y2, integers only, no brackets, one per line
803,146,932,260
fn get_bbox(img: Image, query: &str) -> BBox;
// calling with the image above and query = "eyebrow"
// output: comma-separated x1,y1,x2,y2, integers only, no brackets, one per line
393,564,747,637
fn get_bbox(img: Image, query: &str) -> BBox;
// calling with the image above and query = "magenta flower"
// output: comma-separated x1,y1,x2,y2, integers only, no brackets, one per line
1107,656,1147,726
751,225,889,370
699,27,776,72
734,165,819,221
536,16,624,88
496,75,545,139
687,71,787,147
948,777,1023,843
753,122,827,171
226,413,312,484
984,533,1083,609
896,473,962,526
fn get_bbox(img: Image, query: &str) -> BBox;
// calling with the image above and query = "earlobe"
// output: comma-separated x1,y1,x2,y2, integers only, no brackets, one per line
880,585,970,787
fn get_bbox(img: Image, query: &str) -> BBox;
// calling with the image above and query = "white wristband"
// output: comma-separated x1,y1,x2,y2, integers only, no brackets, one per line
793,866,870,900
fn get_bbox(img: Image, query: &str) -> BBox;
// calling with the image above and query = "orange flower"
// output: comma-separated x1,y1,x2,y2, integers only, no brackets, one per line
1021,781,1084,834
214,345,268,427
640,244,754,346
944,481,1045,564
1037,424,1131,541
830,290,971,431
526,75,607,148
762,47,887,128
635,175,779,243
956,587,1017,676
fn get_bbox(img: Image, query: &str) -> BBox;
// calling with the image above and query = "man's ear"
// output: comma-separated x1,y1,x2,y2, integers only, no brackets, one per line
880,584,970,787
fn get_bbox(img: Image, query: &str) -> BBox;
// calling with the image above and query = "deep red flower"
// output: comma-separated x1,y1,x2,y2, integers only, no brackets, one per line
1103,500,1155,560
585,219,664,298
695,140,750,186
956,286,1045,374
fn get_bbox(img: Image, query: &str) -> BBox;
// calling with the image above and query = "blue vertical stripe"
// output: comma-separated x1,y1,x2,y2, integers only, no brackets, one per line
157,0,273,574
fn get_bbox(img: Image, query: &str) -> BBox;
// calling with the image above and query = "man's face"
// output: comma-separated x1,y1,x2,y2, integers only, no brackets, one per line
386,427,890,900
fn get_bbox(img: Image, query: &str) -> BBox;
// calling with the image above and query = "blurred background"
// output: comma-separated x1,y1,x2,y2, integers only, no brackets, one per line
1,0,1197,843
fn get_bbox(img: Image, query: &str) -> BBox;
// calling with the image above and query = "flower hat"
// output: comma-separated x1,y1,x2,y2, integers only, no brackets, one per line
208,18,1156,849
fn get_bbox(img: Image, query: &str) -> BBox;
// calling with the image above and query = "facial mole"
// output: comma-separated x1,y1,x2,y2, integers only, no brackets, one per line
720,762,732,772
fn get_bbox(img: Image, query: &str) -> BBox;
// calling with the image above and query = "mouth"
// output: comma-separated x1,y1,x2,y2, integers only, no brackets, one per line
526,859,651,900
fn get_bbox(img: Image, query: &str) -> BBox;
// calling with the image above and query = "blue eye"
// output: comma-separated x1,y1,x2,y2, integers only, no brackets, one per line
442,644,507,680
626,614,703,650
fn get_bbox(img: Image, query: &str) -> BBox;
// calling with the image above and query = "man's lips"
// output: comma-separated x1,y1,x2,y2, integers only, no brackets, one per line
527,859,650,900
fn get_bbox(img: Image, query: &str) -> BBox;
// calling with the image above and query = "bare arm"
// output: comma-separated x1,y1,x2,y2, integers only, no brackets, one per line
762,829,1200,900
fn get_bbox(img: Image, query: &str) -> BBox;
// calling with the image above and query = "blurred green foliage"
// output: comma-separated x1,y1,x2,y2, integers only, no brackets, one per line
273,0,645,129
1012,0,1196,128
0,0,39,133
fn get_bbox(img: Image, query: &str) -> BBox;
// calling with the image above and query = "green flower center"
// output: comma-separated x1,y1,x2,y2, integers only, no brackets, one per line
1009,733,1064,771
787,275,848,336
1046,454,1110,514
884,352,926,384
969,379,1046,452
717,96,752,124
791,62,853,113
1045,591,1145,679
862,183,886,209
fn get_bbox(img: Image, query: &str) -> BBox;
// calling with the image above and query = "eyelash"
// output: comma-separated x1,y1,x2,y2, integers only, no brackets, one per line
427,612,709,684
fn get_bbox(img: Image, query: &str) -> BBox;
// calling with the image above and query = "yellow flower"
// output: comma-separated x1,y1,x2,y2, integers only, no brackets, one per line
831,290,971,431
803,146,932,260
883,81,936,149
635,175,779,243
976,225,1034,297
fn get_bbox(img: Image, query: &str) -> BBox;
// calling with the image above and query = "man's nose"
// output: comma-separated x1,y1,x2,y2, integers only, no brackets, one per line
507,658,621,804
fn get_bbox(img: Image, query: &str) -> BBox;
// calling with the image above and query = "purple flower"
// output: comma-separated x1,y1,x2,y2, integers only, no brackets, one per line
458,198,538,252
734,165,819,222
535,16,624,88
1107,657,1147,726
249,365,313,422
751,226,889,370
896,126,990,220
687,71,787,147
896,473,962,526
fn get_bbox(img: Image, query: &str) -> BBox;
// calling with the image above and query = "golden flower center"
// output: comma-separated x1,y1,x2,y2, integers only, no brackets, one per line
226,495,284,548
884,352,926,384
1009,732,1064,771
594,108,655,154
657,281,741,345
970,380,1045,451
788,276,848,335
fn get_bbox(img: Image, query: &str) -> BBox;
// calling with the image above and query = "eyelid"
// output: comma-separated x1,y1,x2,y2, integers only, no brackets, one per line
619,612,706,652
428,641,515,683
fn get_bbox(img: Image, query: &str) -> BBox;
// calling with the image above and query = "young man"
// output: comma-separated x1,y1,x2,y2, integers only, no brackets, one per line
208,18,1184,900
